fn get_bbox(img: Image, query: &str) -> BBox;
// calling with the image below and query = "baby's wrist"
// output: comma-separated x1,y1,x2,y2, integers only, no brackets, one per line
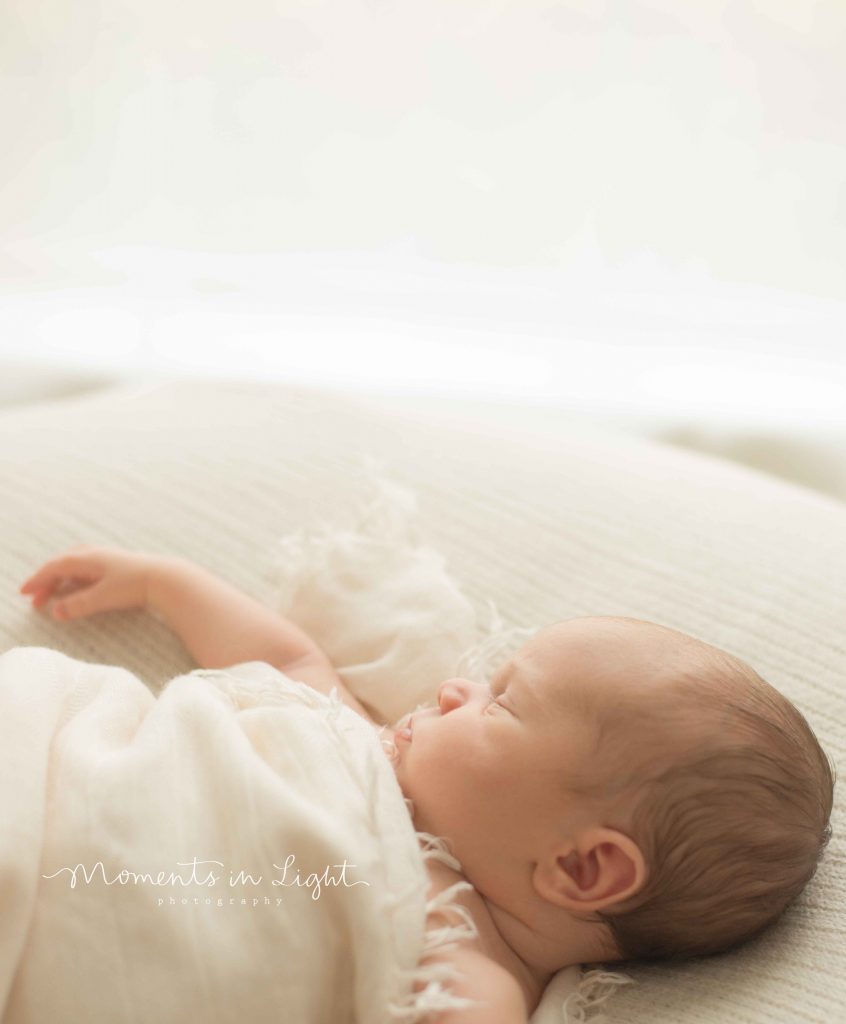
143,555,188,613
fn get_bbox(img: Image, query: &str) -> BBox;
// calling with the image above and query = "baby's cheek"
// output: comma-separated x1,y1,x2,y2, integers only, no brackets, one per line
415,756,453,803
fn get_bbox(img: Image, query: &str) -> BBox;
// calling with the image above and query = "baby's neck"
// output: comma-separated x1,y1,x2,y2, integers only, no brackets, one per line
480,901,554,1012
482,894,571,986
474,874,616,1000
425,860,555,1015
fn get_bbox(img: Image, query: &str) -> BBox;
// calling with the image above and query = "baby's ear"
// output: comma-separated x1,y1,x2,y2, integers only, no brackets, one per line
535,827,647,912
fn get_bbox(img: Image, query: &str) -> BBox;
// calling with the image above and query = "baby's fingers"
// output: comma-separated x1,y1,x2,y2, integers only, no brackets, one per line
28,585,58,610
51,583,106,621
20,553,99,597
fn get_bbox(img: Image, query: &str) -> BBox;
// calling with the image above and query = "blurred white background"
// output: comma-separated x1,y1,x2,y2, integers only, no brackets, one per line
1,0,845,497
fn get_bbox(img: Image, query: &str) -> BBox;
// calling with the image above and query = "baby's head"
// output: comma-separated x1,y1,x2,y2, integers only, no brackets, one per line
392,616,835,969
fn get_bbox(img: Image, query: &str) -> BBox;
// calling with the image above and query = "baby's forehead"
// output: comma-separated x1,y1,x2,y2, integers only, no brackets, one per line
514,610,667,675
510,617,683,708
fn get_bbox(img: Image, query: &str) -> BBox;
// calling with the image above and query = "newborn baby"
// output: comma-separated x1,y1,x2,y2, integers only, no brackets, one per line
383,613,835,1017
19,545,836,1024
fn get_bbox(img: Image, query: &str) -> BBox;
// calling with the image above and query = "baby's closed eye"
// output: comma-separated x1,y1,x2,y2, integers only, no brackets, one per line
484,691,508,714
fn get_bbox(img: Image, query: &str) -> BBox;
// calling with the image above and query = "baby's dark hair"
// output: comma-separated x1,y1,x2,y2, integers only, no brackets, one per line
570,620,836,965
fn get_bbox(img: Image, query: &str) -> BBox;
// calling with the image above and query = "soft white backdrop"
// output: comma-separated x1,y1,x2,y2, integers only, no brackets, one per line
1,0,845,492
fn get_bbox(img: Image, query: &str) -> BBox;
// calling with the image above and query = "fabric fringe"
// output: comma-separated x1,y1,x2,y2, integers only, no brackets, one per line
453,596,537,683
559,969,636,1023
267,455,425,609
385,832,487,1023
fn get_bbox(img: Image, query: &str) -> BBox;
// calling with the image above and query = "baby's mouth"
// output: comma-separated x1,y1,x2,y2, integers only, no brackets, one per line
396,701,434,743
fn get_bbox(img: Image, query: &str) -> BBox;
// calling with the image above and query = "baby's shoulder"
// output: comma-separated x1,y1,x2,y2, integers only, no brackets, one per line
412,937,528,1021
421,855,502,958
419,853,537,1018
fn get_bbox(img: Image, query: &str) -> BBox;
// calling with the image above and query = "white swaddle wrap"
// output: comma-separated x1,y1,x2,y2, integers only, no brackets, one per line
0,648,487,1023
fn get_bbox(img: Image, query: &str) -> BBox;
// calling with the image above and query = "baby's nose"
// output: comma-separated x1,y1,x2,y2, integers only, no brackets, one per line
436,678,473,714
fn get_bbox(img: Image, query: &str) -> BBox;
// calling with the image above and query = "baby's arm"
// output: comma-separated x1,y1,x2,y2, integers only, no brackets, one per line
142,556,318,667
147,556,381,723
20,545,381,726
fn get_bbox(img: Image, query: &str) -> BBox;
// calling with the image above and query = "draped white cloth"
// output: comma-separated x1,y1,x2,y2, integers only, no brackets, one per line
0,649,481,1023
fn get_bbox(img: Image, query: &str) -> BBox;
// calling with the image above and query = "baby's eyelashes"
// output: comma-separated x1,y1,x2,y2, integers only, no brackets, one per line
484,692,505,714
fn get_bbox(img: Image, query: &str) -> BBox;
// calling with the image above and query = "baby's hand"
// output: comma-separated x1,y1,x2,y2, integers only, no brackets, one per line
19,544,161,621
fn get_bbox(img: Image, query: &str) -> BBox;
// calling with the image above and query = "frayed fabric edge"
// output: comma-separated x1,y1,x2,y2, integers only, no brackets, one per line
266,456,427,609
559,968,636,1024
385,832,487,1023
454,597,537,683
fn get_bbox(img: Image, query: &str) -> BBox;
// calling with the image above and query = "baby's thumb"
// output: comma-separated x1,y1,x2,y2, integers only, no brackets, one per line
53,585,105,621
